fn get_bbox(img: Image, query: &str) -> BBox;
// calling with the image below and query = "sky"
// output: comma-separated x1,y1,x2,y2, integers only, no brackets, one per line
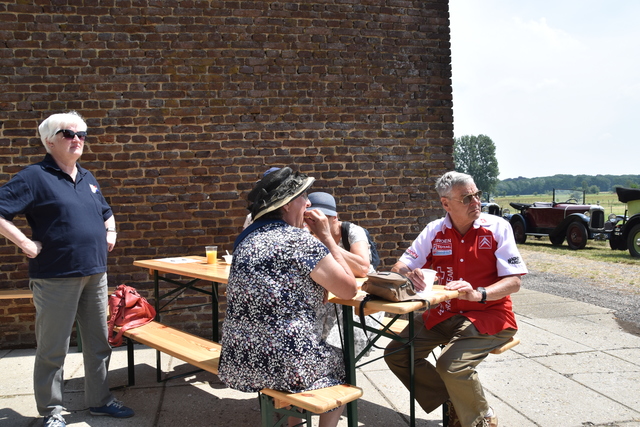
449,1,640,180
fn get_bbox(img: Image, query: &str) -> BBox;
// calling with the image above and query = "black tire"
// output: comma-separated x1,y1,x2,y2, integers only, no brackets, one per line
549,233,565,246
566,222,588,250
627,224,640,257
511,218,527,244
609,233,627,251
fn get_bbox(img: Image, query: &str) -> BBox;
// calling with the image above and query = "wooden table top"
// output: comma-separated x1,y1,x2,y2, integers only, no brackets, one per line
133,256,231,283
133,257,459,313
329,285,459,315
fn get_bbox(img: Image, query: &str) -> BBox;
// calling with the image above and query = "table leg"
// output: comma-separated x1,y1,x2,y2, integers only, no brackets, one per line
153,270,162,382
212,281,219,341
409,314,416,427
341,304,358,427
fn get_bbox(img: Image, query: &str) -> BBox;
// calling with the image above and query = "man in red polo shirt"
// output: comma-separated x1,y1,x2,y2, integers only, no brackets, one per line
385,171,527,427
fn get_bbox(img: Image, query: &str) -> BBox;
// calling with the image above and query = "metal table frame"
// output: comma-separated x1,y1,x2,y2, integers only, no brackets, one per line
329,286,458,427
133,256,229,382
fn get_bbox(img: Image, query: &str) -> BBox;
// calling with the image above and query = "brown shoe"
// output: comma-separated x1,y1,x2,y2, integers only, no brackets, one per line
485,407,498,427
444,400,462,427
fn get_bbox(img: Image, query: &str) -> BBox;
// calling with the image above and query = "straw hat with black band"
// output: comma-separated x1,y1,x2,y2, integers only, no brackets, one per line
248,167,315,221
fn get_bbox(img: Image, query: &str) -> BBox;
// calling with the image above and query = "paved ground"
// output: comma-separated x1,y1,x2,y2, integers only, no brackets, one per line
1,286,640,427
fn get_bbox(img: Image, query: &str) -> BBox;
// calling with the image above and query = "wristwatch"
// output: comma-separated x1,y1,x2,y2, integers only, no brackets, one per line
477,287,487,304
106,227,117,233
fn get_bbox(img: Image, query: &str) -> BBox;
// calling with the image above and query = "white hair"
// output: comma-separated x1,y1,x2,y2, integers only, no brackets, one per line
435,171,475,198
38,111,86,153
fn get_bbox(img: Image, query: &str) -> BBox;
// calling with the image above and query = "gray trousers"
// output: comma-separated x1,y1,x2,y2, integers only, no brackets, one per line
30,273,113,416
384,314,516,427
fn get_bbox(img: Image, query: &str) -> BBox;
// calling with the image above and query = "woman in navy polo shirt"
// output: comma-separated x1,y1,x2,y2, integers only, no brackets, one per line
0,112,133,427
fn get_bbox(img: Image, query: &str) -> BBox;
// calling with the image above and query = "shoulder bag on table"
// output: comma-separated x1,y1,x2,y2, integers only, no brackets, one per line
107,284,156,347
356,271,430,352
362,271,418,302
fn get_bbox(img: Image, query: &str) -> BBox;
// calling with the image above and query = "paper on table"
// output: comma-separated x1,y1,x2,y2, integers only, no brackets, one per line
156,257,200,264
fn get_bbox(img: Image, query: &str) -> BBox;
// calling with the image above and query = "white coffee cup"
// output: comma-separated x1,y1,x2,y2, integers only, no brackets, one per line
419,269,437,292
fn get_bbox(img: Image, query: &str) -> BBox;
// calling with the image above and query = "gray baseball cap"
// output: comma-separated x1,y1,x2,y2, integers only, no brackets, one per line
307,192,337,216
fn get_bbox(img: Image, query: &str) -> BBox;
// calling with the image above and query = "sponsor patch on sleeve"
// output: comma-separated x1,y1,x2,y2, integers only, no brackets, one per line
508,256,522,265
406,248,419,260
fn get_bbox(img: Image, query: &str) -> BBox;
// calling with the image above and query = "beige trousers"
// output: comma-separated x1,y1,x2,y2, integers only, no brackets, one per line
384,313,516,427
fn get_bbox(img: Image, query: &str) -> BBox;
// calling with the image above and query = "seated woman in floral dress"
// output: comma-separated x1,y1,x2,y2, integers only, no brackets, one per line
219,167,358,427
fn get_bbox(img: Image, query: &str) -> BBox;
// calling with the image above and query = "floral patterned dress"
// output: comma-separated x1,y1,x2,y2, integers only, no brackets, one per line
219,221,346,393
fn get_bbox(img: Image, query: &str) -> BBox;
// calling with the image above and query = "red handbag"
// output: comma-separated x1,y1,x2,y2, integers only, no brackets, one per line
107,284,156,347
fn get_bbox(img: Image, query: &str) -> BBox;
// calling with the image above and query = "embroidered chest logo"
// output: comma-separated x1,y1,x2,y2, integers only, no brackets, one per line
89,184,99,193
478,236,492,249
433,239,452,256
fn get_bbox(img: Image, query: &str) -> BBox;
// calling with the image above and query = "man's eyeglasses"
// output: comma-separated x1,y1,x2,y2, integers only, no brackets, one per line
56,129,87,140
449,190,483,205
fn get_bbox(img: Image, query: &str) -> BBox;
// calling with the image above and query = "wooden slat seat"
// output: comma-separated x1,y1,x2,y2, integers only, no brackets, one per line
0,289,33,299
381,317,521,355
259,384,362,426
117,321,221,385
260,384,363,414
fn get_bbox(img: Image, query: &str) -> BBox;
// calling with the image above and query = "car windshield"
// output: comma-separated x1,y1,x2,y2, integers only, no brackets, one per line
553,189,585,204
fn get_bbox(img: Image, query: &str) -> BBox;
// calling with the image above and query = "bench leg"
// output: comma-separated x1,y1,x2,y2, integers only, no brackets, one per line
442,401,449,427
259,393,312,427
126,337,135,386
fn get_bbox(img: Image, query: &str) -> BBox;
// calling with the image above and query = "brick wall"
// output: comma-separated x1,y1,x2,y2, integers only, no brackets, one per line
0,0,454,348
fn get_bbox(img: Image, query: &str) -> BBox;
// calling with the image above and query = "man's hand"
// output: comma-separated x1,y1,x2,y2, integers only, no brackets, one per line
406,269,429,291
444,280,475,299
106,231,117,252
22,240,42,258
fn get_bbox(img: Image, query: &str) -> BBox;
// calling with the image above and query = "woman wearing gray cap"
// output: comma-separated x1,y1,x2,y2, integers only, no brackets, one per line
219,167,357,427
306,191,383,358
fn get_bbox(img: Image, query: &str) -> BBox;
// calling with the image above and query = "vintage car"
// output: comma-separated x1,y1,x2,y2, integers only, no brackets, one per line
481,202,504,217
504,189,608,250
608,187,640,257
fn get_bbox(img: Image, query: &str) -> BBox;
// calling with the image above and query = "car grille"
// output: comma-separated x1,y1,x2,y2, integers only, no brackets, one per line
590,209,605,229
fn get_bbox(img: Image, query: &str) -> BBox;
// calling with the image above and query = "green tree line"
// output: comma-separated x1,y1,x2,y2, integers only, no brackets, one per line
496,174,640,196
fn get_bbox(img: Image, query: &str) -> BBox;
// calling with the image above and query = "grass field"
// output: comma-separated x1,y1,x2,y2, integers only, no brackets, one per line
494,191,627,216
516,238,638,265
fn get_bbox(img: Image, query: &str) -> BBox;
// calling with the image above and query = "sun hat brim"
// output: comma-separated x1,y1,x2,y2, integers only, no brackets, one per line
249,167,315,221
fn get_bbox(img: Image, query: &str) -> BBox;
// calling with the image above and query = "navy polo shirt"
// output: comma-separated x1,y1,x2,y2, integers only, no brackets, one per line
0,154,113,278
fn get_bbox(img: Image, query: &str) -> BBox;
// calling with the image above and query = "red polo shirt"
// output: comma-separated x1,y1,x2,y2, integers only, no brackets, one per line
399,213,527,335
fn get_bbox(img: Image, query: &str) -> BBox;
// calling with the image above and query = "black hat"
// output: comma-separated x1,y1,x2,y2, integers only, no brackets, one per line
248,167,315,220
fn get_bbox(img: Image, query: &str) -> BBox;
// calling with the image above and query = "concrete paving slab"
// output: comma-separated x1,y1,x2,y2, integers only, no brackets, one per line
606,348,640,366
511,319,593,357
0,348,35,395
514,299,613,319
482,357,639,426
524,316,640,351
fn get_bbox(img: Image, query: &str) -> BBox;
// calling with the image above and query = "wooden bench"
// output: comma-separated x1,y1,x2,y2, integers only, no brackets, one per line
259,384,363,427
120,321,362,426
0,289,34,299
381,317,522,354
116,320,221,385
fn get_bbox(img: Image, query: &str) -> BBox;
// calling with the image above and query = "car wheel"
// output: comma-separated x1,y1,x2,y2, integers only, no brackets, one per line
609,233,627,250
510,218,526,244
627,224,640,257
549,234,565,246
566,222,588,250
